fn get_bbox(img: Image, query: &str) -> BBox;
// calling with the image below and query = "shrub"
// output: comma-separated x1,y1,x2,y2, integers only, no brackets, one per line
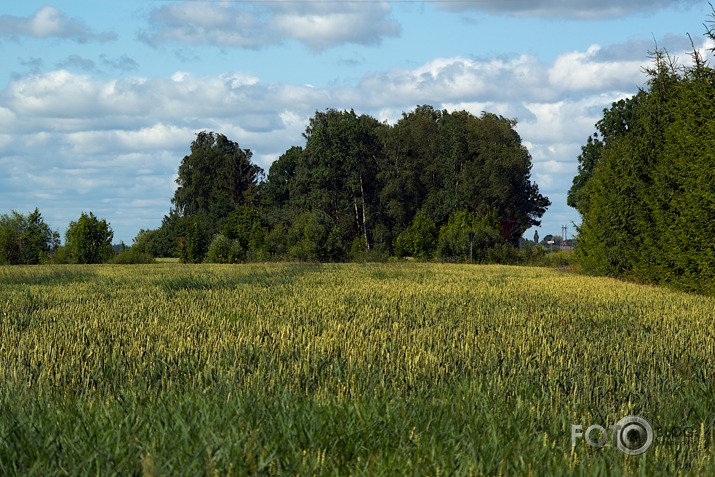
394,213,437,260
111,247,155,264
206,234,244,264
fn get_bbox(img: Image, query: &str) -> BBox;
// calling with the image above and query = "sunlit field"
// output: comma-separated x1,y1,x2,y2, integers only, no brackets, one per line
1,263,714,475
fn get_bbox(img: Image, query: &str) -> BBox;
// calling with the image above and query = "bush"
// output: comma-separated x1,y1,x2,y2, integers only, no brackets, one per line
206,234,244,263
286,210,344,262
532,250,577,269
394,213,437,260
435,210,504,263
350,238,389,263
486,242,523,265
110,247,155,264
43,245,70,264
0,209,60,265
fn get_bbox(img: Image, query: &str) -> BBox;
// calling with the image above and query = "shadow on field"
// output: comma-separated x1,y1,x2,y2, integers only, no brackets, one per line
0,267,97,286
158,263,324,295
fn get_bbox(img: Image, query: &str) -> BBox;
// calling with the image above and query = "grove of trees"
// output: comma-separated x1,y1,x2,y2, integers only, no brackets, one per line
0,209,59,265
569,29,715,294
135,106,550,263
0,210,117,265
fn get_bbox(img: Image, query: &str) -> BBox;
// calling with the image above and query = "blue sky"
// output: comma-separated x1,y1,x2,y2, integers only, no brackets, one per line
1,0,712,244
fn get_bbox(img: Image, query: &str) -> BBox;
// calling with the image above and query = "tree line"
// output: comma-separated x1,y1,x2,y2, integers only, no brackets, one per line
569,19,715,295
133,105,550,263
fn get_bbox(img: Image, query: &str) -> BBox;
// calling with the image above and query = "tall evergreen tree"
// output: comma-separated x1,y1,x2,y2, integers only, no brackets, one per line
572,32,715,294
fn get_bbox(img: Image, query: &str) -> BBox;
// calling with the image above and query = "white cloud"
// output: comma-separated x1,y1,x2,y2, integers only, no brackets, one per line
64,124,195,155
0,6,116,42
355,55,551,107
549,45,645,92
140,1,400,51
433,0,702,19
272,2,400,51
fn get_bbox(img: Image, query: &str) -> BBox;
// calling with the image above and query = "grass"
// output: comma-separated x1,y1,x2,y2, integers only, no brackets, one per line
0,262,714,475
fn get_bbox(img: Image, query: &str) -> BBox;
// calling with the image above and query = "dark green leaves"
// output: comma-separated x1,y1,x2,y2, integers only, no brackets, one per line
65,212,114,264
571,41,715,295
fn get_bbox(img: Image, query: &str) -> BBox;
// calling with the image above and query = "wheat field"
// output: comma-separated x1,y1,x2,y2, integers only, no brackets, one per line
1,263,713,475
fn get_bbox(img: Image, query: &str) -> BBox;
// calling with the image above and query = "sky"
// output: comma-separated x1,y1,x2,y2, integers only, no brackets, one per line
1,0,714,245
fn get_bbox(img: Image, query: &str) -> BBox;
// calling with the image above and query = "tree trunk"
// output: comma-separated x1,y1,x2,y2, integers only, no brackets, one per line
360,173,370,250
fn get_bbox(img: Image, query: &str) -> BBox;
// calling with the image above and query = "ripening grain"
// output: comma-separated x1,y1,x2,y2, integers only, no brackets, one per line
0,263,713,476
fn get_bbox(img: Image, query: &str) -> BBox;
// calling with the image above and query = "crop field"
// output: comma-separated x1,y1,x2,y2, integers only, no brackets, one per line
1,263,714,476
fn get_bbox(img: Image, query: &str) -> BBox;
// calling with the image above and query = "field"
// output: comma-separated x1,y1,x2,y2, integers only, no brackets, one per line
1,262,714,476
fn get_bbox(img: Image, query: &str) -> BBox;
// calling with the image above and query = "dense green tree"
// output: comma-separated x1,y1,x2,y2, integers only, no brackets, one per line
394,212,438,260
0,209,59,265
462,112,550,244
262,146,302,216
177,213,212,263
172,132,263,218
222,205,268,260
572,31,715,294
133,211,185,258
568,93,644,215
378,105,442,242
65,212,114,264
206,234,244,263
292,109,385,253
379,107,548,247
648,53,715,292
286,210,344,261
436,209,502,262
144,131,266,263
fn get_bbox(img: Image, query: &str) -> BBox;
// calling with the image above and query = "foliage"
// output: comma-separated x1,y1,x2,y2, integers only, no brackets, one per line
172,131,263,218
132,212,183,258
141,106,549,263
570,29,715,295
222,205,268,259
0,208,59,265
394,212,437,260
379,107,549,247
205,234,244,264
288,109,384,253
1,263,714,475
177,213,211,264
65,212,114,264
436,209,503,262
286,210,344,261
110,246,155,264
532,250,578,268
168,131,265,263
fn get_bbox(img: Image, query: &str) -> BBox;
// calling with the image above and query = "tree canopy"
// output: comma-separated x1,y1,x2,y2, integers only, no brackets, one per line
142,106,549,263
